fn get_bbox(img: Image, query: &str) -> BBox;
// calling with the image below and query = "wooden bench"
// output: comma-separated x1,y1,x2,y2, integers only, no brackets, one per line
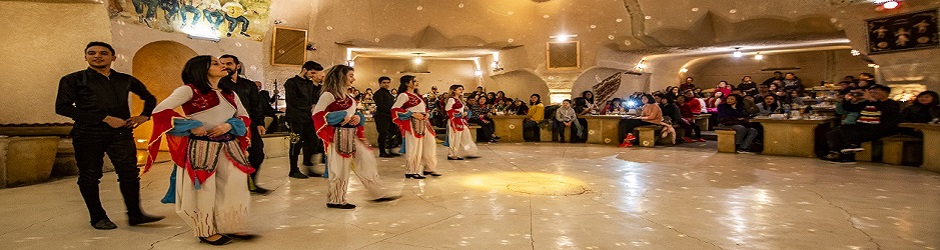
469,125,481,141
715,127,737,153
857,134,923,166
0,136,59,187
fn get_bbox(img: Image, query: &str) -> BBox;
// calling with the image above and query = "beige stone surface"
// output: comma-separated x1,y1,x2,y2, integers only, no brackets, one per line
0,143,938,249
0,136,59,187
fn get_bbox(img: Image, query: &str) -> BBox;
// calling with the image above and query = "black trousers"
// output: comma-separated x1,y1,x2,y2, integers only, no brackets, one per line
248,125,265,179
469,118,496,142
375,115,394,154
826,124,894,152
72,131,142,223
288,121,320,173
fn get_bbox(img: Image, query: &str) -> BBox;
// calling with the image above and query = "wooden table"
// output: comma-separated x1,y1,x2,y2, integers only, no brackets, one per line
491,115,527,142
753,117,834,158
582,115,632,145
900,123,940,173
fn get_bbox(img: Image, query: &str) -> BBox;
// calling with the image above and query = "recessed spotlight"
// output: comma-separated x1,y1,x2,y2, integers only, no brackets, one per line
754,53,764,60
883,1,899,9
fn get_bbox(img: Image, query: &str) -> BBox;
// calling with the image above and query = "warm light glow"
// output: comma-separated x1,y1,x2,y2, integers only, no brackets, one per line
883,1,899,9
136,139,147,143
636,63,647,69
347,60,355,67
460,172,587,195
474,70,483,76
413,57,423,64
679,68,689,73
550,34,578,42
732,51,743,58
754,53,764,60
851,49,861,56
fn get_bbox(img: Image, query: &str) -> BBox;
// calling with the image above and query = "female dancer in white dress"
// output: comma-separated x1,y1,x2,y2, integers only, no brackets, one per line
145,55,256,245
391,75,440,179
444,85,479,160
312,65,399,209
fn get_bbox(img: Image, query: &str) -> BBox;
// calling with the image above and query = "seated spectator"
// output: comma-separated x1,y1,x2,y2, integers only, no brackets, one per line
781,72,804,93
655,93,681,126
901,90,940,123
717,94,760,154
618,94,663,147
738,76,759,97
553,99,582,142
495,98,510,113
679,77,696,92
468,95,498,142
824,84,901,164
705,91,724,113
676,95,705,142
523,94,545,140
715,81,733,98
495,91,508,102
756,83,772,99
486,92,498,105
732,89,759,115
782,89,804,108
756,94,782,116
857,79,873,89
601,98,626,115
508,99,528,115
762,71,785,86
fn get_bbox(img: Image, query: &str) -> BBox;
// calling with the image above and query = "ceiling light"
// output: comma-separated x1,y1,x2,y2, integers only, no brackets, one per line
754,53,764,60
883,1,899,9
413,57,423,64
732,47,743,58
679,68,689,73
549,34,578,42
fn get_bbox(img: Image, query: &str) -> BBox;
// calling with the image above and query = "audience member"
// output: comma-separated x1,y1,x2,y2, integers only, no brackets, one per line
824,84,900,164
717,94,759,153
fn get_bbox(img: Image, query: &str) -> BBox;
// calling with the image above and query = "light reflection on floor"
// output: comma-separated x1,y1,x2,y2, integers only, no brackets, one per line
0,142,938,249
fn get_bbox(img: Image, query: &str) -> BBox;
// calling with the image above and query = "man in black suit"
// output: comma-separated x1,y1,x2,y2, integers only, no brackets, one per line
284,61,326,178
219,54,270,194
373,76,401,157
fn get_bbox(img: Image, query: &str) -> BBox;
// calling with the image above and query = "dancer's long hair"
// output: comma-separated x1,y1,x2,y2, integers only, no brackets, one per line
322,65,354,98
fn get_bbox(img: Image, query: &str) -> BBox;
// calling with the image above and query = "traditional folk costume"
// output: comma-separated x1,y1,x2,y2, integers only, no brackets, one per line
444,97,479,158
146,85,254,237
312,93,392,205
391,92,439,176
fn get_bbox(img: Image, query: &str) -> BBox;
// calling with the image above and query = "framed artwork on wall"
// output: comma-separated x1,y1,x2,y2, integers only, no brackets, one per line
271,26,307,66
546,41,581,69
867,9,939,54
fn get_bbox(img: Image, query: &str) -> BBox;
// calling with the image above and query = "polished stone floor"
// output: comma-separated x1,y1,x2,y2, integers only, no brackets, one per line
1,142,939,249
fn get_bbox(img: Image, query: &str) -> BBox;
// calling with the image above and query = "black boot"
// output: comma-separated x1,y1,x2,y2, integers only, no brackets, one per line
119,181,164,225
78,183,109,226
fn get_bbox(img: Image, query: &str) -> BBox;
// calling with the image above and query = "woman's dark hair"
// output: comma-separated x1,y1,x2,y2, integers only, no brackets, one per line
581,91,594,103
530,94,542,105
449,84,464,95
611,98,623,104
762,94,779,110
182,55,231,94
641,94,655,104
654,93,673,103
915,91,939,106
397,75,416,96
496,91,506,98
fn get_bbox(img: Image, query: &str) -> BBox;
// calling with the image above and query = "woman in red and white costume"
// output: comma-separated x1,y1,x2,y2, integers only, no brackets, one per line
444,84,479,160
391,75,440,179
312,65,399,209
145,55,256,245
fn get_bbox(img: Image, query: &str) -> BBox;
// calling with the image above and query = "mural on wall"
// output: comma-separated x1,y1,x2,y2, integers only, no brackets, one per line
867,9,939,54
107,0,270,41
591,72,622,106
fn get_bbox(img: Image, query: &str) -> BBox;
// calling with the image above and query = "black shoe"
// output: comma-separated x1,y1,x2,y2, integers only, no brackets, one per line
289,171,309,179
326,203,357,209
405,174,426,179
240,32,251,37
372,195,402,202
387,152,401,157
423,171,442,177
447,157,464,161
199,235,233,245
92,218,117,230
226,234,258,240
379,153,393,158
128,214,164,226
249,186,272,195
466,156,480,159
